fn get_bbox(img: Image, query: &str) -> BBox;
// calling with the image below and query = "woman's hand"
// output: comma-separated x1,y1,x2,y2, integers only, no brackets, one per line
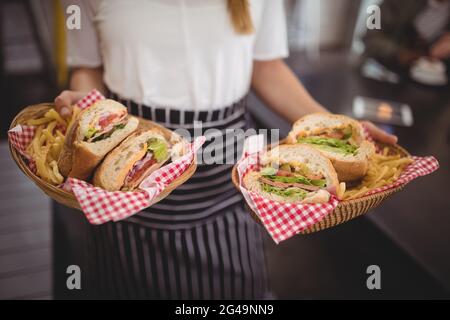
430,33,450,60
54,90,88,119
361,120,398,145
54,67,105,118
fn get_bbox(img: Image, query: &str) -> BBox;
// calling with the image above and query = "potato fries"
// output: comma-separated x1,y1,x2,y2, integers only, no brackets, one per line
25,107,76,185
342,147,413,200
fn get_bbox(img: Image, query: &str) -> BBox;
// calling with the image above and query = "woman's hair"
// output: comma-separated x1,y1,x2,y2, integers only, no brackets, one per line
227,0,254,34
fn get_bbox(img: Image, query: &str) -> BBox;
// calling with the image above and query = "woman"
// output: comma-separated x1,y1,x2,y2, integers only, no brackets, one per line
55,0,396,299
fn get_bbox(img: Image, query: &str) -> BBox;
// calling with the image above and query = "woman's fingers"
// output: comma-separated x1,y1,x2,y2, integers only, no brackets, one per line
54,90,86,119
361,121,398,145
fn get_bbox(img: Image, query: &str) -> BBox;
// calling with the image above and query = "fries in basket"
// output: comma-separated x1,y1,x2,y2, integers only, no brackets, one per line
342,147,413,200
25,107,80,185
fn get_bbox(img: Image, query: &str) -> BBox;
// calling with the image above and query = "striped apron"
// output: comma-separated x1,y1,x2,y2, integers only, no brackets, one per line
54,94,270,299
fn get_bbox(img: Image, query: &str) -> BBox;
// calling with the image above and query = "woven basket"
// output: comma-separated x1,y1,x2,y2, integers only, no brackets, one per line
9,103,197,210
231,141,410,234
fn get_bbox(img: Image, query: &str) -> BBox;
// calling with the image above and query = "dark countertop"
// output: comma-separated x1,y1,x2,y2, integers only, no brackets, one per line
249,51,450,291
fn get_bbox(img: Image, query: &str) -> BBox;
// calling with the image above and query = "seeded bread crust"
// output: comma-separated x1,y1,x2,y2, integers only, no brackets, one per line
286,113,375,181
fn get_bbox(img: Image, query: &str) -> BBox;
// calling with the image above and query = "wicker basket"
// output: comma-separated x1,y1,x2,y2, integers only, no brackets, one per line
8,103,197,210
231,141,410,234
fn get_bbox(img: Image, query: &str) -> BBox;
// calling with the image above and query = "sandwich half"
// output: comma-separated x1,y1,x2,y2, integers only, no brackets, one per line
58,99,139,180
243,144,342,203
287,113,375,182
93,129,171,191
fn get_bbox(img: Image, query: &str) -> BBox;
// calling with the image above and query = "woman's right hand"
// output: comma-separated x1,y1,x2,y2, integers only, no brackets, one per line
54,90,88,119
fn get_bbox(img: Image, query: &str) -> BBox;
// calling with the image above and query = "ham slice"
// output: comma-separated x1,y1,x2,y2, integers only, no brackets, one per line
98,110,127,129
276,169,324,181
123,152,157,189
259,177,320,192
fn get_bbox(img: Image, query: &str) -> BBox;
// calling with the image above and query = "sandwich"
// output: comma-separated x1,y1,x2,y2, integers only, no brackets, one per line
243,144,343,203
287,113,375,182
93,129,171,191
58,99,139,180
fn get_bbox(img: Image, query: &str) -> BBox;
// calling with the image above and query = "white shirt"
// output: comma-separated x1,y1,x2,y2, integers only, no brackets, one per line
64,0,288,110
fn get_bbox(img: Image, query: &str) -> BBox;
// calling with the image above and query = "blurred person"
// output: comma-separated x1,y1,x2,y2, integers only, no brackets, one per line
54,0,396,299
363,0,450,75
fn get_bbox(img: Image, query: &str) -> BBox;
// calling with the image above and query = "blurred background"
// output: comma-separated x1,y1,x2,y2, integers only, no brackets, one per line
0,0,449,299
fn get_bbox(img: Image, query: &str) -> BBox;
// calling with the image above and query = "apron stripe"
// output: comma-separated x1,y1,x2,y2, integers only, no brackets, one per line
72,93,270,299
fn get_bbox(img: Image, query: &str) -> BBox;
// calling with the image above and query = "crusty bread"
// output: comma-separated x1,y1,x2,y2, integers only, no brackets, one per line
58,119,80,178
68,116,139,180
243,144,339,204
314,140,375,182
93,129,170,191
57,99,139,180
287,113,365,145
287,113,375,181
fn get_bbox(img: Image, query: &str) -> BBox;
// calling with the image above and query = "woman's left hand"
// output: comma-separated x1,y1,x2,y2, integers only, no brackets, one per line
361,121,398,145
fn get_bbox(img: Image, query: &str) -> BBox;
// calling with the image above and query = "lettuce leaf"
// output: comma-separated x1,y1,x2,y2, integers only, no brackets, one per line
147,138,168,162
265,174,326,187
298,136,358,155
85,128,98,140
262,183,308,200
261,167,277,176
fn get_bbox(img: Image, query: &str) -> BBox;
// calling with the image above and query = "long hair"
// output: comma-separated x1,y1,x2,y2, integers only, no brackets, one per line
227,0,254,34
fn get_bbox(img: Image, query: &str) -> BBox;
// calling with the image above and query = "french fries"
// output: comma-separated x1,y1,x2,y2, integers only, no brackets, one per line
25,108,76,185
342,147,413,200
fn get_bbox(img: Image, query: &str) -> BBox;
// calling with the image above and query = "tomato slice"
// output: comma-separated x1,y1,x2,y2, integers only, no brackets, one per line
98,113,120,129
276,170,292,177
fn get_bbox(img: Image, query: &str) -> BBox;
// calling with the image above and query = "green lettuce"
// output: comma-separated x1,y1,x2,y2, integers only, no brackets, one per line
260,166,326,187
262,184,308,200
261,167,277,176
298,136,358,155
85,123,126,142
85,128,98,140
147,138,168,162
266,175,326,187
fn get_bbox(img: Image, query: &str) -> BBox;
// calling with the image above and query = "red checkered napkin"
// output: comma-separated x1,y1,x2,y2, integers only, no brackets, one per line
76,89,104,109
237,134,439,244
66,136,205,225
8,125,37,172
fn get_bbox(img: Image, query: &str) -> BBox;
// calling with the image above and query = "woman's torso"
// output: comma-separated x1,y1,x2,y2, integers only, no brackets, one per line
66,0,288,110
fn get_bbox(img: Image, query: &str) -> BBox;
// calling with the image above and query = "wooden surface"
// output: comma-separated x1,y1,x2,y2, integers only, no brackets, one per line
0,142,51,300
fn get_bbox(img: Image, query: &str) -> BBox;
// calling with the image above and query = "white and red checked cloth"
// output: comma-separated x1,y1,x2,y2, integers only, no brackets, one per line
8,89,205,225
237,135,439,244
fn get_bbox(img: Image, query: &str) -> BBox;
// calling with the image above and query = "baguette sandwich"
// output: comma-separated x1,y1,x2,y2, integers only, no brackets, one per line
243,144,343,203
58,99,139,180
287,113,375,182
93,129,171,191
